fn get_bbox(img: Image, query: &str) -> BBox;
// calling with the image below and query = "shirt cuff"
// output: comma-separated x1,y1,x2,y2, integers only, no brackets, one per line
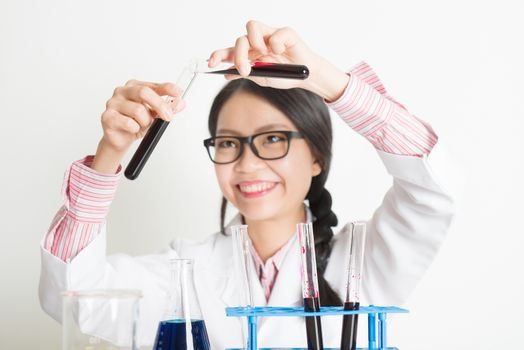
61,155,122,222
327,61,438,156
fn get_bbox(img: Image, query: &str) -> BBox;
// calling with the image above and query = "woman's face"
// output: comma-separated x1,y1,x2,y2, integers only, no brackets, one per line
214,91,322,223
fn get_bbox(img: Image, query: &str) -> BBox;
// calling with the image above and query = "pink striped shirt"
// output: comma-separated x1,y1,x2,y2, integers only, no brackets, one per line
43,61,437,295
250,235,297,301
44,156,121,262
327,61,437,155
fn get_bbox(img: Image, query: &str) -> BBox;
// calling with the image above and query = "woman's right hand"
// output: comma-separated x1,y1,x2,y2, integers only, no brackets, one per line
91,80,186,174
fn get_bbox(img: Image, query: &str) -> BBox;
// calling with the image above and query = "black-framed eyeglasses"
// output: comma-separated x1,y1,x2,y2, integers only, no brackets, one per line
203,130,304,164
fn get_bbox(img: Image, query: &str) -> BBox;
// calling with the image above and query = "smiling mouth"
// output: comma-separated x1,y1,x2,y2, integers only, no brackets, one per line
237,182,277,197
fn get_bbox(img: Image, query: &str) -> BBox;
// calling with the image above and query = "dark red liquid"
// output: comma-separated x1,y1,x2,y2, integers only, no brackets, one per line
340,301,360,350
303,297,323,350
206,63,309,80
153,319,210,350
125,118,169,180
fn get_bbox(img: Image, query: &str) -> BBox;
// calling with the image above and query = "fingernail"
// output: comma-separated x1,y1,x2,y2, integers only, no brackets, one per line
173,99,185,113
165,107,174,120
241,64,250,76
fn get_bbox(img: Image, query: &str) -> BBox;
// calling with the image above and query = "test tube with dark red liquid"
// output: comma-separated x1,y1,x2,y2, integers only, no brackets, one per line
341,222,367,350
204,62,309,80
297,223,323,350
124,61,197,180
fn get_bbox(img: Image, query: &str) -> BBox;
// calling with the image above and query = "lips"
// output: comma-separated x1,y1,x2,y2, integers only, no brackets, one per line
237,181,278,198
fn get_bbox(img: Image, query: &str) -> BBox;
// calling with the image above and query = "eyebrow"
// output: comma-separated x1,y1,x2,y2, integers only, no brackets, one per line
216,123,293,136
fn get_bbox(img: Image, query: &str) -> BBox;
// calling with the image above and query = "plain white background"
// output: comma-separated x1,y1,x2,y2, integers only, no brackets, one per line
1,0,523,348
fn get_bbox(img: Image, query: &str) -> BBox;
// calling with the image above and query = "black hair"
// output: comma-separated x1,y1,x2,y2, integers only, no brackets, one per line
208,79,342,306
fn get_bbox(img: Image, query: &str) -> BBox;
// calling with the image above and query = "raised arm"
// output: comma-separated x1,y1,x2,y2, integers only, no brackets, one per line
325,63,454,305
39,81,187,343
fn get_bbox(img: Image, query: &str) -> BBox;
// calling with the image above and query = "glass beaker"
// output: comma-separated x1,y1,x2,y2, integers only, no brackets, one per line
62,289,142,350
153,259,210,350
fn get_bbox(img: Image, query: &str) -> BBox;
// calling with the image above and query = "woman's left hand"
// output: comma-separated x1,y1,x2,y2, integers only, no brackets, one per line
208,20,350,102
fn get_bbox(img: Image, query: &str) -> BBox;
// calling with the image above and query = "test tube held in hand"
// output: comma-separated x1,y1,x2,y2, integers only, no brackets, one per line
204,62,309,80
297,223,324,350
124,60,198,180
340,222,367,350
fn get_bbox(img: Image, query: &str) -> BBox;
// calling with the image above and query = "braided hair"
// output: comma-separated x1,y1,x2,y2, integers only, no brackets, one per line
208,79,342,306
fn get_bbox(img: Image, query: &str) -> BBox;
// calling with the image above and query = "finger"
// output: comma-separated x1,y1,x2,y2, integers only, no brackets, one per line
110,100,155,129
268,27,299,55
113,82,183,118
208,48,261,70
247,20,278,39
208,48,235,68
124,79,161,88
151,82,183,100
151,82,186,112
102,109,141,134
246,20,270,54
234,35,252,76
120,85,174,121
224,74,243,81
167,96,187,114
121,81,183,100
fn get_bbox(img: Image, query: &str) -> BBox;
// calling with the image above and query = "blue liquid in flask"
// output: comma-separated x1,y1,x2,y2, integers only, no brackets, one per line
153,319,210,350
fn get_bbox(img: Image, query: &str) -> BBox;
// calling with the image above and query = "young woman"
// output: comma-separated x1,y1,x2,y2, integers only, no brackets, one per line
39,21,455,348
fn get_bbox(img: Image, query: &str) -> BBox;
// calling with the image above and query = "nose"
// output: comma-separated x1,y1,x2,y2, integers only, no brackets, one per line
234,144,265,173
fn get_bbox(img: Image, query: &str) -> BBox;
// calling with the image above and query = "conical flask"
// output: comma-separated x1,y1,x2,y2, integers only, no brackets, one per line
153,259,210,350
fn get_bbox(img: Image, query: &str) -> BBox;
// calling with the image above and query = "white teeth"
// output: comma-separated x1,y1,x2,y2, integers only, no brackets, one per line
239,182,275,193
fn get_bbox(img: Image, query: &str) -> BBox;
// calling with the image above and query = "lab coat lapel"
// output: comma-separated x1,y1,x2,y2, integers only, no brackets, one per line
219,270,239,307
219,251,267,308
266,206,312,308
266,234,303,308
219,214,266,308
192,230,245,349
249,259,268,307
258,234,302,334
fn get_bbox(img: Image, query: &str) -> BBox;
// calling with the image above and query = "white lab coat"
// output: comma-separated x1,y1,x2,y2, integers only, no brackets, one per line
39,144,455,349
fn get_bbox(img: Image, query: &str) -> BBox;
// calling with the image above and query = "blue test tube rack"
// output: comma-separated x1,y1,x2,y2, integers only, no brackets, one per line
225,305,408,350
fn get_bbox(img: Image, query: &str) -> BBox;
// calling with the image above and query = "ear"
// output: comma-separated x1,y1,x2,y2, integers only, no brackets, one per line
312,160,322,177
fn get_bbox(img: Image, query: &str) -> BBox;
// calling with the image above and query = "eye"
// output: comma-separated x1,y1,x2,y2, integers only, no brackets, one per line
264,133,285,144
217,139,238,149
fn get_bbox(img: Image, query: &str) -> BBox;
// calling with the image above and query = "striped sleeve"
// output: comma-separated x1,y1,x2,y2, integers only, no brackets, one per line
327,61,438,156
43,156,122,262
